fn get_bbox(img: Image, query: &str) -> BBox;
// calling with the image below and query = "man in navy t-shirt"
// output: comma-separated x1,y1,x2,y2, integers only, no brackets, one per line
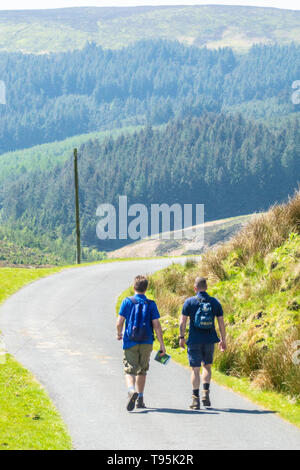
117,275,166,411
179,277,226,410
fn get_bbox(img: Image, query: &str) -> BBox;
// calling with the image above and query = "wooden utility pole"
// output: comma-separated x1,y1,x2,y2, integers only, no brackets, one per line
73,148,81,264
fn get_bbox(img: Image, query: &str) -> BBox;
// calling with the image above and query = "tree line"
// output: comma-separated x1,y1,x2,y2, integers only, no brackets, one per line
0,40,299,154
2,113,299,254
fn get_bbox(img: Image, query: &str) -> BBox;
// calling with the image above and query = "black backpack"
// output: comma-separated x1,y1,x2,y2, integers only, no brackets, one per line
194,296,214,330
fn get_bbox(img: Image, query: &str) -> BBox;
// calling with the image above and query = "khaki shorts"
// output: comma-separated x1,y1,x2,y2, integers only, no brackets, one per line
123,344,153,376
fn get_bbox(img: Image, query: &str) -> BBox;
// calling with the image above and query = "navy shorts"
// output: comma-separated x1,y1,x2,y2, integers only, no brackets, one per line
187,344,215,367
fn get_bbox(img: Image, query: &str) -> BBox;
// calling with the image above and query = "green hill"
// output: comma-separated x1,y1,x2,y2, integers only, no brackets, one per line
1,114,299,260
0,125,142,267
0,5,300,54
1,40,298,154
0,125,146,186
0,239,60,267
0,265,72,449
147,191,300,406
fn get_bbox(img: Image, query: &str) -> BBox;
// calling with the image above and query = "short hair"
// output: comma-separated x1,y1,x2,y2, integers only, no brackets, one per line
134,275,149,293
194,277,207,291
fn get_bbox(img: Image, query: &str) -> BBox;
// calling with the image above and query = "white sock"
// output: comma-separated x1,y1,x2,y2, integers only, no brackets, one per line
128,386,135,394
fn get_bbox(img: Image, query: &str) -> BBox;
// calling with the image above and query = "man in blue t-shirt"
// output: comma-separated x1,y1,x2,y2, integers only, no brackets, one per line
179,277,227,410
117,275,166,412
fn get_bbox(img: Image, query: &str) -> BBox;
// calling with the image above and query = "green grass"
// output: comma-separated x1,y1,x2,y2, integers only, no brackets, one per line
0,256,184,450
144,228,300,397
160,343,300,429
0,355,72,450
0,239,61,267
116,284,300,428
209,233,300,347
1,5,299,53
0,267,62,304
0,265,73,450
0,256,176,304
116,236,300,428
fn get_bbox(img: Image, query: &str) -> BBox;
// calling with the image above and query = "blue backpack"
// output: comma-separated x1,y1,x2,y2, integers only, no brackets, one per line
194,296,214,330
127,296,153,342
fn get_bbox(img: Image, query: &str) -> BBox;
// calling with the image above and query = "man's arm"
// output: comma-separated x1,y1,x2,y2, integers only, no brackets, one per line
217,316,227,351
116,315,125,340
152,319,166,356
179,314,188,349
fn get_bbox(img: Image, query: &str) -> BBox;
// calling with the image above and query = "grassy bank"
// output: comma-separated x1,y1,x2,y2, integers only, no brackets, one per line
0,266,73,450
116,191,300,428
117,273,300,428
0,267,62,304
0,355,72,450
116,281,300,428
157,343,300,429
0,256,180,450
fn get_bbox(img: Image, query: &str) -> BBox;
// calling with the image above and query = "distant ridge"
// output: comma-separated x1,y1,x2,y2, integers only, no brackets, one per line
0,5,299,53
0,5,181,31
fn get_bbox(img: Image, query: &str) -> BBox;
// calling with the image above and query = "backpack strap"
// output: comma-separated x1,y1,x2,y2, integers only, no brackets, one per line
128,296,153,305
195,294,211,303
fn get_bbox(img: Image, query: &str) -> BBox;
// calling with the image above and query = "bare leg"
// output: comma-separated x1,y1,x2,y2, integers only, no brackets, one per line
125,374,138,411
191,367,201,390
202,364,212,385
125,374,136,390
136,375,146,394
190,367,201,409
202,364,212,407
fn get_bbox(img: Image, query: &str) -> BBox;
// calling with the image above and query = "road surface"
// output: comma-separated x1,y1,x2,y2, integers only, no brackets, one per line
1,259,300,450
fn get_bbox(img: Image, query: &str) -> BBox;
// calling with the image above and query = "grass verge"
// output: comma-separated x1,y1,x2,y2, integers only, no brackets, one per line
0,257,181,450
0,266,72,450
116,282,300,429
0,355,72,450
0,267,62,304
157,342,300,429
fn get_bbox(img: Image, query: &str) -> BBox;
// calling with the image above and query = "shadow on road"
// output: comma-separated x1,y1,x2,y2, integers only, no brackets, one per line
134,407,276,416
210,408,276,415
134,408,219,415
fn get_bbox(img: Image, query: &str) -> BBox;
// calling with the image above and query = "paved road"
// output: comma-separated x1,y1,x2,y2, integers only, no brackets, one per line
1,259,300,450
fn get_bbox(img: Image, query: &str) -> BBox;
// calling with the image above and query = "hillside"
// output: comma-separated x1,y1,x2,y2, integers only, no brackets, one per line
0,265,72,450
1,40,298,154
0,125,147,186
109,214,252,258
0,239,60,267
0,6,299,54
1,114,299,261
147,191,300,403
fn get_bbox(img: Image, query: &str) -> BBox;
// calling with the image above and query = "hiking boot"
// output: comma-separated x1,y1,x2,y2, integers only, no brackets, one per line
202,390,211,408
126,391,138,412
136,397,146,409
189,395,200,410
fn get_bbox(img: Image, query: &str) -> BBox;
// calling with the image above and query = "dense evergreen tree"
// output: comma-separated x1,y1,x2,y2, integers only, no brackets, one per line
2,114,299,252
0,40,299,154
